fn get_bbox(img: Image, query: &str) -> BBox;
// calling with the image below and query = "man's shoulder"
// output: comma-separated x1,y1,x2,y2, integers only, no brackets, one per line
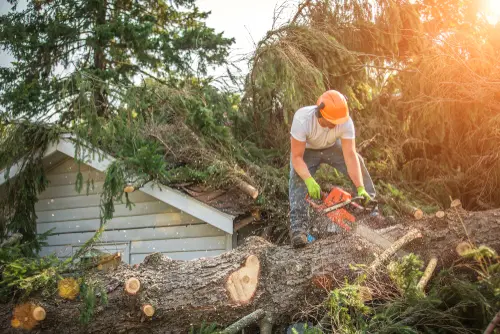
293,105,316,122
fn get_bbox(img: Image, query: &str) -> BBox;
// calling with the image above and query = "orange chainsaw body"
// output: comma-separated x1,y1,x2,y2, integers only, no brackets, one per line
307,187,356,231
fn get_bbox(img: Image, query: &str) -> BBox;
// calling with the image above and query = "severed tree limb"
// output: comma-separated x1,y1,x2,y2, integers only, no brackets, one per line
484,311,500,334
234,216,256,232
370,229,422,271
402,205,424,220
2,209,500,333
417,257,438,291
259,315,273,334
220,309,266,334
358,133,380,155
234,178,259,199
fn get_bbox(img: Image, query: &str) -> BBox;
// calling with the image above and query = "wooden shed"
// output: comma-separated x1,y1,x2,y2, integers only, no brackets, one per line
0,136,235,264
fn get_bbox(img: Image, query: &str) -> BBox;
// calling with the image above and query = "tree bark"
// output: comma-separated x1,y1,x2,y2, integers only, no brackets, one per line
1,208,499,333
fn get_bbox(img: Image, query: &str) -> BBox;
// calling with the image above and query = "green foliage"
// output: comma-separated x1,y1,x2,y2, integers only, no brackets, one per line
292,324,324,334
0,0,233,121
79,279,108,324
0,123,61,250
387,254,424,297
315,165,352,191
320,247,500,334
325,275,372,334
0,240,62,300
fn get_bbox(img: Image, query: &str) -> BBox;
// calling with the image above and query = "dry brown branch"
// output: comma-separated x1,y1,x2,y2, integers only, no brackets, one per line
484,311,500,334
358,134,381,154
290,0,312,25
234,216,256,232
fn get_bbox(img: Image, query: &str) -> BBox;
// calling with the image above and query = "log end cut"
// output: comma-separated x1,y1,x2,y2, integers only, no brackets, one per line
125,277,141,295
142,304,155,317
456,241,473,256
413,208,424,220
226,255,260,304
435,211,445,219
32,306,46,321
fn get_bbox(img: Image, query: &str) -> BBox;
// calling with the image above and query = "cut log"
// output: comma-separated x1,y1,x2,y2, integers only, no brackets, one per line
234,179,259,199
401,204,424,220
417,257,438,291
123,183,135,193
435,211,445,219
141,304,155,317
32,306,46,321
1,209,499,333
124,277,141,295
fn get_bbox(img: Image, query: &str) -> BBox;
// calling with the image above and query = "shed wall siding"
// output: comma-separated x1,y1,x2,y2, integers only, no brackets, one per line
37,158,230,264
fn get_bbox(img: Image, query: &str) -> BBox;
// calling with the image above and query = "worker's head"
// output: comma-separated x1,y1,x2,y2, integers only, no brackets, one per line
316,90,349,127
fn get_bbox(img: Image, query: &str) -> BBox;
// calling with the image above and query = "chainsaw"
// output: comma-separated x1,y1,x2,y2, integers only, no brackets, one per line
305,187,397,251
306,187,377,232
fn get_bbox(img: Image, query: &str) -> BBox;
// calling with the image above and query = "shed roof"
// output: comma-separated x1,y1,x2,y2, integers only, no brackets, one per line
0,135,234,234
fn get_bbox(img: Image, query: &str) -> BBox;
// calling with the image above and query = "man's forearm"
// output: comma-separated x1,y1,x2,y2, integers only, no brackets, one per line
345,152,363,188
292,156,311,181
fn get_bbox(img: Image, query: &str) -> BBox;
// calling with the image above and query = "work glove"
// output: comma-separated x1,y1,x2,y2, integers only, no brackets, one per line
357,186,372,205
304,177,321,200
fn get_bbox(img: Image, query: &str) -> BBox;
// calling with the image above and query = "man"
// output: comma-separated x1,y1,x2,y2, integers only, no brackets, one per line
289,89,376,248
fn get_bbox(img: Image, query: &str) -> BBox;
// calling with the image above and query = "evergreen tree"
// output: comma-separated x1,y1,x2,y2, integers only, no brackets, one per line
0,0,233,121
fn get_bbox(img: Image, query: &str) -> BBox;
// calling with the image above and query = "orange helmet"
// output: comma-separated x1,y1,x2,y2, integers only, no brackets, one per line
316,90,349,124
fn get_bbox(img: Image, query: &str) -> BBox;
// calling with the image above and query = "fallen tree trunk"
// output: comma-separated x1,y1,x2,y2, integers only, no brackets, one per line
1,208,499,333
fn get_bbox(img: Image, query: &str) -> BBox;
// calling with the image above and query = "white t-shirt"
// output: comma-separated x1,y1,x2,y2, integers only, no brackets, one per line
290,106,355,149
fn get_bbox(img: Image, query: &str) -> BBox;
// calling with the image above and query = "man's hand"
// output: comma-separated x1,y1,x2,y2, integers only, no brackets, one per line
357,186,372,205
305,177,321,199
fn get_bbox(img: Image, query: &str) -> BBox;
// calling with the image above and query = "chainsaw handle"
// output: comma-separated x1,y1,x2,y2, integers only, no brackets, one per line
305,193,327,210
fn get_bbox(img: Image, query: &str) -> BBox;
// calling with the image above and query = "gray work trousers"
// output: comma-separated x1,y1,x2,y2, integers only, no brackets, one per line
289,139,376,234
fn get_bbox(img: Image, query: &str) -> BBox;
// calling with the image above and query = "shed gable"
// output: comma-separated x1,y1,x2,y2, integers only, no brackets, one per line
38,158,231,264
